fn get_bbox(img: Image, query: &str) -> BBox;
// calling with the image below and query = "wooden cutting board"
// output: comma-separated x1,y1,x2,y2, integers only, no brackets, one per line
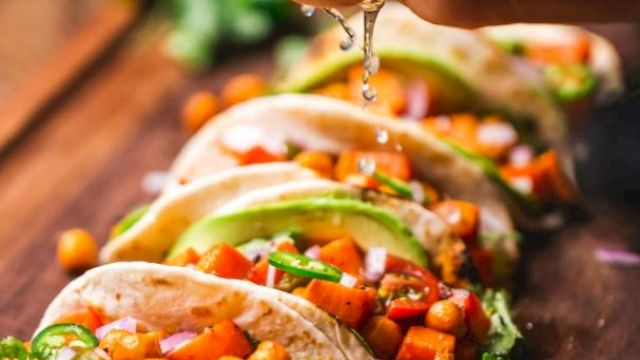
0,4,637,359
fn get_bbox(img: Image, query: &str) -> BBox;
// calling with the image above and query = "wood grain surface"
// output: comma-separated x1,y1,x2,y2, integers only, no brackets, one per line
0,12,638,360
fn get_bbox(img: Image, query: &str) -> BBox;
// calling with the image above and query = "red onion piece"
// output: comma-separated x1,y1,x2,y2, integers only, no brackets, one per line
266,265,277,288
95,317,137,340
404,80,430,120
160,331,197,354
304,245,321,260
509,145,534,168
477,122,518,148
595,248,640,267
449,288,470,308
339,273,358,288
55,347,76,360
364,247,387,282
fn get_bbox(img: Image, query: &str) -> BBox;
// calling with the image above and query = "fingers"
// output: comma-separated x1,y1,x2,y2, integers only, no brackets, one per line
398,0,516,28
292,0,361,8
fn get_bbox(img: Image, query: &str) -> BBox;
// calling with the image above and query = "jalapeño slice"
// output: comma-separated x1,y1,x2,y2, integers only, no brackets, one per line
373,171,413,198
268,251,342,282
543,63,596,102
32,323,98,359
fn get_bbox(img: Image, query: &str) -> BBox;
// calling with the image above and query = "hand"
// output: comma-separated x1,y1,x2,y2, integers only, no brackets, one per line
293,0,640,28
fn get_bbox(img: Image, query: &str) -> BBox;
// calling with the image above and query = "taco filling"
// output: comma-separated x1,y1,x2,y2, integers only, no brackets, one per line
164,200,520,359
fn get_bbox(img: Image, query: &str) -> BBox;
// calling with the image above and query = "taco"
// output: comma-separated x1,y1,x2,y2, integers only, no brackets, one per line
480,23,623,104
17,262,362,359
272,3,577,225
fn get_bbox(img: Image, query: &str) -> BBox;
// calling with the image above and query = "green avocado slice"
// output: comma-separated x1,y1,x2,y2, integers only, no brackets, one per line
169,198,428,267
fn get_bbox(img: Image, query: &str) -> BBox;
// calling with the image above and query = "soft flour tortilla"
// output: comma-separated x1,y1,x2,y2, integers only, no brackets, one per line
166,94,524,229
274,2,566,148
38,262,373,360
480,23,623,102
101,163,318,263
214,179,515,285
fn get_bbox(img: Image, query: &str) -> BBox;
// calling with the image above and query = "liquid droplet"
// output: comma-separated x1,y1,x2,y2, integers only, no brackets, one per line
375,128,389,144
357,156,376,176
300,5,316,17
339,38,354,51
362,83,378,102
367,55,380,75
525,322,534,330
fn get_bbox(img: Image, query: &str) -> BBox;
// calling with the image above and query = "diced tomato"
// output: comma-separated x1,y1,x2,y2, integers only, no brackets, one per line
164,248,200,267
304,279,375,328
385,255,440,306
240,146,284,165
248,241,299,285
395,326,456,360
463,293,491,343
168,320,253,360
469,247,493,286
386,299,431,320
54,308,103,332
501,150,575,202
197,243,253,279
431,200,480,243
348,66,407,115
320,237,364,277
335,150,412,183
361,316,403,359
525,35,591,65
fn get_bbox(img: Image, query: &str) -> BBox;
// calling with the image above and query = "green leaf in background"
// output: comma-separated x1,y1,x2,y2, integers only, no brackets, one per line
274,35,309,74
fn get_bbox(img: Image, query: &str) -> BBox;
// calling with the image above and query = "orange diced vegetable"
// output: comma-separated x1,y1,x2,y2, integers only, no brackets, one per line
248,341,291,360
293,151,334,178
335,150,412,182
57,228,98,272
164,248,201,267
500,150,575,202
425,300,465,336
240,146,284,165
100,330,162,360
182,91,220,133
249,241,299,285
348,66,407,115
55,308,103,333
305,279,375,328
395,326,455,360
168,320,253,360
463,293,491,343
361,316,403,359
431,200,480,242
222,74,267,107
314,82,349,100
469,247,493,286
525,35,591,65
197,243,252,279
319,237,364,277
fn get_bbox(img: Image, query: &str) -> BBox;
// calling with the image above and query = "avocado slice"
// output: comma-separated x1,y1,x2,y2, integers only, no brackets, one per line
169,198,428,267
109,205,150,239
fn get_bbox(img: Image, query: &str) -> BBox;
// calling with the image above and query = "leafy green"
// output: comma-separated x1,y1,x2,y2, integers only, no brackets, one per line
481,290,524,359
0,337,31,360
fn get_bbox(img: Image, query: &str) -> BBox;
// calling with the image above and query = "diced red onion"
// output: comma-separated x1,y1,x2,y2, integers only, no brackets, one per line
477,122,518,148
339,273,358,288
409,181,425,204
404,81,430,120
509,145,534,168
159,331,197,354
55,347,76,360
364,247,387,282
595,248,640,267
510,176,533,195
95,317,137,340
304,245,321,260
266,265,277,288
449,288,470,308
433,115,451,133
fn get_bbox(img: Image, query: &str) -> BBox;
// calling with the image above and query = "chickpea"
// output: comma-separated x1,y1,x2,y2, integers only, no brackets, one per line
221,74,266,107
99,330,161,360
57,228,97,272
425,300,465,336
293,151,334,178
182,91,220,133
248,341,291,360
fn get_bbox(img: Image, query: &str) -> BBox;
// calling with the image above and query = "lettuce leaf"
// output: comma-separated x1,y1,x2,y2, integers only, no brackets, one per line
481,290,524,359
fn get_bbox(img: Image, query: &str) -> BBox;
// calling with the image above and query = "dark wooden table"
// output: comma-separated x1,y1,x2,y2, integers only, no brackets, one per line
0,4,638,359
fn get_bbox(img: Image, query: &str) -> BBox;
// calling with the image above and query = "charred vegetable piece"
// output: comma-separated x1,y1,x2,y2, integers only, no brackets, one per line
319,237,364,277
32,324,98,359
54,308,104,333
395,326,456,360
99,330,162,360
431,200,480,242
197,243,253,279
269,252,342,282
168,320,253,360
361,316,403,359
